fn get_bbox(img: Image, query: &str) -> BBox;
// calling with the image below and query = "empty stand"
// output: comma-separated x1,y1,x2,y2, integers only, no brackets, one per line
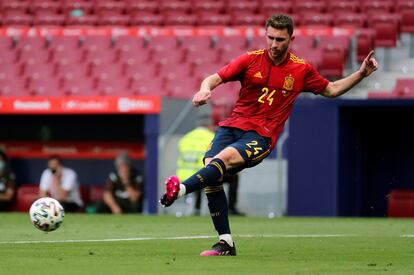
393,78,414,98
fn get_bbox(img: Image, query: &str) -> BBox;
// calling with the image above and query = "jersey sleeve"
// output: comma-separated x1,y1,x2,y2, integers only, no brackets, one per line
217,52,251,83
61,169,77,192
302,63,329,94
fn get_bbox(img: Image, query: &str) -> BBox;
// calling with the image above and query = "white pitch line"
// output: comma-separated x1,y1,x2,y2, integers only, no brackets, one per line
401,234,414,237
0,234,356,245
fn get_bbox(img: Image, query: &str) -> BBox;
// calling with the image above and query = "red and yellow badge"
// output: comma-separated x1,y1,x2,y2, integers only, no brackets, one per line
283,75,294,91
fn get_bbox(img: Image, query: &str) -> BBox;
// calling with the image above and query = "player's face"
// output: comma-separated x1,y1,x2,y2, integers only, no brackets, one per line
265,26,293,62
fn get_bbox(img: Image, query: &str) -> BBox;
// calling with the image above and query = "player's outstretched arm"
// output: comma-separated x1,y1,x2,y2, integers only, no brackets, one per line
321,51,379,98
192,73,223,106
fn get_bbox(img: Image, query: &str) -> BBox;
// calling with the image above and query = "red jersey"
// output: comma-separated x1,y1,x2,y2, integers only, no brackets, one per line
217,49,329,149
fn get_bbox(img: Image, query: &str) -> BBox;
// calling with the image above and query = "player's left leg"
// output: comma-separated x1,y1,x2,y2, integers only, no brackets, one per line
200,130,272,256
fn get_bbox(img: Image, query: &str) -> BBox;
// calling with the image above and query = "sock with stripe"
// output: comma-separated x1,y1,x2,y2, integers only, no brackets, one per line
206,186,231,238
182,158,226,194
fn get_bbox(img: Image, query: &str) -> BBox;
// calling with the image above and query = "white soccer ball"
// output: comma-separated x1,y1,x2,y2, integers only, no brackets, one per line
29,197,65,232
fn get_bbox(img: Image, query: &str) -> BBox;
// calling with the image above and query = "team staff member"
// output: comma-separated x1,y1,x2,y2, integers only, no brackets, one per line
160,14,379,256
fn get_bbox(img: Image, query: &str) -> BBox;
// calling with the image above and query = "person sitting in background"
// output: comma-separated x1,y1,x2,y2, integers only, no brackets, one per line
96,152,144,214
39,154,83,212
0,150,16,211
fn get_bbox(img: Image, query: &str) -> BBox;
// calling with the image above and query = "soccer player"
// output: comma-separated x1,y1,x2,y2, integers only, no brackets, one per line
160,14,379,256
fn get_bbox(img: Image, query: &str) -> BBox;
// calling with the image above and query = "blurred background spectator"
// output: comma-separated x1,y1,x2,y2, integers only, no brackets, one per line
39,154,83,212
0,150,16,211
96,152,144,214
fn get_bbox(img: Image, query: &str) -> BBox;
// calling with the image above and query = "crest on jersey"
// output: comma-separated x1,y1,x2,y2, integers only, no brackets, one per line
283,75,294,91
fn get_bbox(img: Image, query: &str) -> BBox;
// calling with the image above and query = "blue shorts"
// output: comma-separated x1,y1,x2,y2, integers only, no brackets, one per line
204,126,272,173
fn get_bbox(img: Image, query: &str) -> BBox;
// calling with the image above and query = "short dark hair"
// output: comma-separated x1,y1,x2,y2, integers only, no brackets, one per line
265,14,294,37
48,154,62,164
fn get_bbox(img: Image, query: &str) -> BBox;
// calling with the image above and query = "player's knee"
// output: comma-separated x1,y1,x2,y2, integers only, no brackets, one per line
214,148,245,170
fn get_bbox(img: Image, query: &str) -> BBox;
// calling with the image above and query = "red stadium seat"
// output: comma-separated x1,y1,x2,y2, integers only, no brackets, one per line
333,12,367,29
3,13,33,26
81,36,113,51
192,1,225,15
214,36,248,50
198,13,231,26
294,1,326,14
130,13,163,26
327,1,359,14
301,13,333,27
23,63,56,79
130,77,166,96
0,49,18,65
49,36,80,51
226,1,258,14
1,1,30,13
292,47,322,69
16,185,39,212
96,78,131,96
231,13,266,27
248,36,267,50
84,49,117,67
125,64,157,84
258,1,292,15
318,35,351,58
61,77,95,96
114,36,146,51
319,46,346,78
118,48,151,66
28,77,63,97
0,78,27,97
165,76,199,100
33,13,65,26
158,63,193,80
95,1,125,14
66,14,98,26
355,28,376,63
179,36,212,51
165,13,197,26
392,78,414,98
368,13,400,47
185,48,219,66
148,36,179,51
193,63,222,81
211,82,240,106
291,35,315,51
361,1,393,16
0,37,14,50
99,14,130,26
396,1,414,33
152,48,185,65
57,63,89,81
126,0,158,14
30,1,61,14
388,189,414,217
159,1,191,15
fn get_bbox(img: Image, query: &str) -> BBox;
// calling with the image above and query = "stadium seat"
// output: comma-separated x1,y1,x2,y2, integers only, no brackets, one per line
318,35,350,58
192,1,225,15
126,1,158,14
294,1,326,14
15,185,39,212
396,0,414,33
291,35,315,50
158,63,193,80
214,36,248,50
95,1,126,14
0,49,18,65
81,36,113,51
66,14,98,26
165,13,197,26
23,63,56,79
165,76,199,100
198,13,231,26
361,1,393,15
392,78,414,98
388,189,414,217
61,77,95,96
118,48,151,66
2,13,33,26
49,36,80,51
33,13,65,26
319,46,346,78
258,1,292,15
99,14,130,26
96,78,131,96
28,77,63,97
1,1,30,13
179,36,212,51
159,1,191,15
57,63,89,81
130,77,166,96
333,12,367,29
368,13,400,47
84,49,117,67
152,47,185,65
355,28,376,63
225,1,258,14
248,36,267,50
0,78,27,97
114,36,146,51
326,1,359,14
193,63,222,81
231,13,266,26
185,48,219,65
292,47,322,69
52,49,84,65
301,13,333,27
130,14,163,26
211,82,240,106
90,64,123,82
30,1,61,14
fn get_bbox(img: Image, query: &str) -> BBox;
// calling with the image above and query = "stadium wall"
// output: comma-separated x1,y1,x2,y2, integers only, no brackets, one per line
288,98,414,217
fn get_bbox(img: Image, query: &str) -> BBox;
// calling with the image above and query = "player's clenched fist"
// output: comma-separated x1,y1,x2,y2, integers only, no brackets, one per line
192,90,212,106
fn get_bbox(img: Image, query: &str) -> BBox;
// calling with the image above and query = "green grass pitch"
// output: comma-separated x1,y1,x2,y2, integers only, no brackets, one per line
0,213,414,274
